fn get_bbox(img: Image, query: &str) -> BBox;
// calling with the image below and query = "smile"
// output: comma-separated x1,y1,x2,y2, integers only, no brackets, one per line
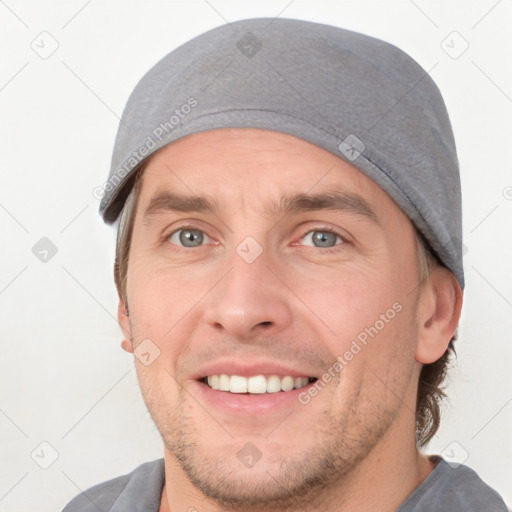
201,374,317,394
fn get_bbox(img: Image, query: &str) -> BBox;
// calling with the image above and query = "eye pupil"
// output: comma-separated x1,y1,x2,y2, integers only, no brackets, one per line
179,229,204,247
312,231,337,247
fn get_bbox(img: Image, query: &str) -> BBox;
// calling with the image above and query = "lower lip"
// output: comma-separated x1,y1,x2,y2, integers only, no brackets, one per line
191,380,314,415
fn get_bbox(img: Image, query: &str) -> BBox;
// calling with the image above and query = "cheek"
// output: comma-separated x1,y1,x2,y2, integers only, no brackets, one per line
293,258,419,378
127,257,207,337
295,264,400,338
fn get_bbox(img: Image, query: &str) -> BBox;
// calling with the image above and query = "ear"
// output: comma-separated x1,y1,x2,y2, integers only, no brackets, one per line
118,298,134,353
415,267,463,364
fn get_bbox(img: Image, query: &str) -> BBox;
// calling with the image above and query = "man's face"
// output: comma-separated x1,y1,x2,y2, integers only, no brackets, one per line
121,128,425,508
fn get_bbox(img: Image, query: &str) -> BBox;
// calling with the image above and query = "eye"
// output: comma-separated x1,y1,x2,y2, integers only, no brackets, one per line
300,229,344,248
167,228,210,248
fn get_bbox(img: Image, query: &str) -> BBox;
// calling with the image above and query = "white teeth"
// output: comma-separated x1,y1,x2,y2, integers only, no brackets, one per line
230,375,248,393
204,374,312,394
266,375,281,393
247,375,267,394
218,374,230,391
207,375,219,390
280,376,295,392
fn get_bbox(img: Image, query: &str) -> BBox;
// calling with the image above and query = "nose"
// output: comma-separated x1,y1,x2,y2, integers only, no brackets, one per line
203,248,293,340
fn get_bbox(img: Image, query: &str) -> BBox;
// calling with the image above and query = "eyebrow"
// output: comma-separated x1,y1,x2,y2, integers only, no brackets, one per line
143,189,380,225
144,191,219,218
272,190,380,225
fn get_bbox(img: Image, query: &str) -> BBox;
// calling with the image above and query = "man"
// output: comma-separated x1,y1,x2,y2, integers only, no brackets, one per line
63,17,508,512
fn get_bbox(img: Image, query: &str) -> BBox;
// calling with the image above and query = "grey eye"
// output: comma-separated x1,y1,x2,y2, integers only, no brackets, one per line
169,229,206,247
302,230,341,248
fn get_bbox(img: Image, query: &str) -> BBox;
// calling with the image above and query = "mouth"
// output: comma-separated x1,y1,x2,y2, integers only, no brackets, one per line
199,374,318,394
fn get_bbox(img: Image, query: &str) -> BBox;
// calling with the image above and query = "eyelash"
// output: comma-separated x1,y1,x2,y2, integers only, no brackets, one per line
162,225,348,253
294,226,348,254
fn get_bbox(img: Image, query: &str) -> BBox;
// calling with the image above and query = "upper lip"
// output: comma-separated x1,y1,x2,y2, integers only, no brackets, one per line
190,358,319,380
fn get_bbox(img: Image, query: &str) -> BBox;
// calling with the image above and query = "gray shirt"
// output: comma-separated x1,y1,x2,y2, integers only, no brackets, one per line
62,456,508,511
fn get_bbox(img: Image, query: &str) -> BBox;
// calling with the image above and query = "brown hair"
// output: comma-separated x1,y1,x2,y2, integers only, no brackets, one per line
113,173,455,447
414,236,456,446
113,168,145,306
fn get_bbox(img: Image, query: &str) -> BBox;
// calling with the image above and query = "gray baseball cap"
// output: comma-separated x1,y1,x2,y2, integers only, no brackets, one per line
99,17,464,289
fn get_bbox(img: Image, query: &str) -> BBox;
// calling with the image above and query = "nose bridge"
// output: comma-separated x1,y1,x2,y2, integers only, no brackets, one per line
204,239,293,338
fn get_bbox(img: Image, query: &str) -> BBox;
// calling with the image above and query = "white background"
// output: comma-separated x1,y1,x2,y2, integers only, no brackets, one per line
1,1,511,510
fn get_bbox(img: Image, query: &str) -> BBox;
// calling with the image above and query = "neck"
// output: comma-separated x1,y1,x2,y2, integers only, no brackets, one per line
160,410,435,512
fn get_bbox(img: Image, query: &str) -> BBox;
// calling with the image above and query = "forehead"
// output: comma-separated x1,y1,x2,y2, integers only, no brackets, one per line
135,128,401,221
